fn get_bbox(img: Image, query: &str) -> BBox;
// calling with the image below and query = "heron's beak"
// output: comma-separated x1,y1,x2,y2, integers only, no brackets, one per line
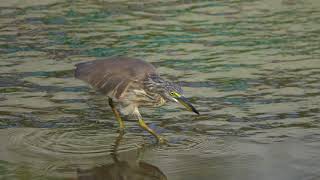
176,96,200,115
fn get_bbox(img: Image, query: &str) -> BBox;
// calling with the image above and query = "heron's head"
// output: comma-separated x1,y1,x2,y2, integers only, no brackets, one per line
146,74,199,115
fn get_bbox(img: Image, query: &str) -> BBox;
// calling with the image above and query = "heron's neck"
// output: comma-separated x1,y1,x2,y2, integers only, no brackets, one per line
144,73,167,93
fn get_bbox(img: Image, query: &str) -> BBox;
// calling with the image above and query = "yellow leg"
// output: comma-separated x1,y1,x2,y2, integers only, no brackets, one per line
111,130,125,162
108,98,125,131
138,118,166,144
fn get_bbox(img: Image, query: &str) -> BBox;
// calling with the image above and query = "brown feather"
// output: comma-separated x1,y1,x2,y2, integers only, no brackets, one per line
75,57,158,99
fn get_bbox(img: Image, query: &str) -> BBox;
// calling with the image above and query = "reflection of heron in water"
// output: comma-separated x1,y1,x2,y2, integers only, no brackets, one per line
77,131,167,180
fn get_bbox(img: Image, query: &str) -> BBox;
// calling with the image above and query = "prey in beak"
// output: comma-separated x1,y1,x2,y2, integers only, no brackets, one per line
170,92,199,115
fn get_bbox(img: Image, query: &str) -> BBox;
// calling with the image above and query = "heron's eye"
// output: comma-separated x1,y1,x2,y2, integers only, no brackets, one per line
170,92,175,96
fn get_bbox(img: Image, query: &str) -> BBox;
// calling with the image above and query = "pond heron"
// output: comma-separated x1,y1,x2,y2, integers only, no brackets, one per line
75,57,199,143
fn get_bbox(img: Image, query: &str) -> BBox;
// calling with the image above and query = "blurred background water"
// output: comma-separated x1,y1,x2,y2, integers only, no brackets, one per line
0,0,320,179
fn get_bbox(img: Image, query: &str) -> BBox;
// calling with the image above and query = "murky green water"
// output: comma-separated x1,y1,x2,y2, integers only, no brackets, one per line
1,0,320,179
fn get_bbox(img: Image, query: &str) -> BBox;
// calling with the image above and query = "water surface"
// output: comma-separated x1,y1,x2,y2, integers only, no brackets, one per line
1,0,320,179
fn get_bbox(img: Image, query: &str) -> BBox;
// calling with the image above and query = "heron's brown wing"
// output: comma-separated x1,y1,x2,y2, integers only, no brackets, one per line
75,57,157,98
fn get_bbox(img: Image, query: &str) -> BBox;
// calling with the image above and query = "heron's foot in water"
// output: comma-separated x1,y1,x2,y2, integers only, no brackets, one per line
156,136,167,144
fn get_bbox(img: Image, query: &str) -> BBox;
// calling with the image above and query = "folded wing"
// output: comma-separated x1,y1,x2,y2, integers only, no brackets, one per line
75,57,157,99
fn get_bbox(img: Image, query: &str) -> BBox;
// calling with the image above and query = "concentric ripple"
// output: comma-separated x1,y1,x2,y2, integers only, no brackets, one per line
151,134,234,156
4,128,144,159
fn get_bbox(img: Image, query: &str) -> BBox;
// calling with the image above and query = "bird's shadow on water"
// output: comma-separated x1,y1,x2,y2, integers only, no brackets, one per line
76,131,167,180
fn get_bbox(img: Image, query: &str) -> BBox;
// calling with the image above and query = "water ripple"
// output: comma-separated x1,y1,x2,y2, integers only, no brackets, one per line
6,128,142,158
